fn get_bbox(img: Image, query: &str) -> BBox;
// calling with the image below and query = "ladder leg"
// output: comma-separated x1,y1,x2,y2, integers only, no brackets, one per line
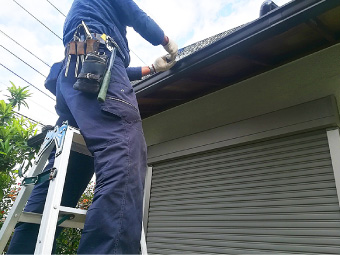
140,222,148,255
0,144,55,253
34,127,74,255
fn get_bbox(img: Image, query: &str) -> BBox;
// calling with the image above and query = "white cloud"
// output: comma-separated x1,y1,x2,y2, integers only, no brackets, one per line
127,0,292,66
0,0,292,124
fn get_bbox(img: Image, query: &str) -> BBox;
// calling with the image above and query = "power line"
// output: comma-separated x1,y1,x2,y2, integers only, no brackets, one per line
14,0,148,65
131,49,147,66
26,97,58,116
0,29,51,67
0,63,55,101
1,82,55,116
45,0,148,66
1,84,56,116
11,0,149,69
1,45,47,78
46,0,66,17
13,111,46,127
12,0,62,41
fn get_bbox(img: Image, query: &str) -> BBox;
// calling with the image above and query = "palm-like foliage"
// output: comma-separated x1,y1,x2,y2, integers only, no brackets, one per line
6,82,31,110
0,83,37,204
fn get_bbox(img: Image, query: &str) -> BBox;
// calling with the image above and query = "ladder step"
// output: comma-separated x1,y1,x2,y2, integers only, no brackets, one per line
19,206,87,229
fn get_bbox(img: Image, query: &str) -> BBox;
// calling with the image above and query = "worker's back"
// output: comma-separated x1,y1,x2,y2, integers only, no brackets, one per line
63,0,164,67
63,0,130,65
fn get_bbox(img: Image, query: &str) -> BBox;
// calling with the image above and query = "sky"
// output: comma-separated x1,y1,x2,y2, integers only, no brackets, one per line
0,0,292,127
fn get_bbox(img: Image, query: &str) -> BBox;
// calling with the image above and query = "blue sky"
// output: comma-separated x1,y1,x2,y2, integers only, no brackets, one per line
0,0,291,126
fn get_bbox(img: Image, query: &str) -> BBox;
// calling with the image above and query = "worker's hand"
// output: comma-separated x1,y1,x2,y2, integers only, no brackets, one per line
151,55,176,73
162,37,178,61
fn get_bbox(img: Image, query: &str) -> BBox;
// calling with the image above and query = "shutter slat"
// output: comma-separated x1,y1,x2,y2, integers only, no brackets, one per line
150,197,338,211
150,189,337,207
153,150,331,182
151,181,335,202
154,132,327,172
149,204,340,216
147,227,340,237
148,238,340,254
153,159,331,185
152,174,334,194
152,168,333,192
148,232,340,246
149,213,340,221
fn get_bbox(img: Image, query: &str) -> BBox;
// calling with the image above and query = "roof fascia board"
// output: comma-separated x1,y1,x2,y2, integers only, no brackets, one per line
134,0,340,97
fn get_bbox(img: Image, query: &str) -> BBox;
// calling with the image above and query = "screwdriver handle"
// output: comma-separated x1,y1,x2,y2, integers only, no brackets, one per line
69,41,77,55
77,41,85,55
86,39,99,54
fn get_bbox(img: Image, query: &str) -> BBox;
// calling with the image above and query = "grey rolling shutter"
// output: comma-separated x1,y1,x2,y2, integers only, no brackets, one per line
147,130,340,254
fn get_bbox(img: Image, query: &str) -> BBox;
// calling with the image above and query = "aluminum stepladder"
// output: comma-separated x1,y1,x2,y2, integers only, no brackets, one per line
0,122,148,254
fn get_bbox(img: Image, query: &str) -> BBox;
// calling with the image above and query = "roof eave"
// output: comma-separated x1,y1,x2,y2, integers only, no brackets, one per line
133,0,340,97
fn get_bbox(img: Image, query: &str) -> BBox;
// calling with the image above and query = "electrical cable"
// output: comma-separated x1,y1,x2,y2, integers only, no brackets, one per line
46,0,66,17
0,81,7,88
13,0,149,66
1,81,56,116
13,111,46,127
12,0,62,41
10,0,149,81
0,63,55,101
1,45,47,78
130,49,147,66
0,29,51,67
26,98,58,116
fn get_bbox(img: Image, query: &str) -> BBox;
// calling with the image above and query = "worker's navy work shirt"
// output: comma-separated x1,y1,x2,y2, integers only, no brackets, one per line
63,0,165,69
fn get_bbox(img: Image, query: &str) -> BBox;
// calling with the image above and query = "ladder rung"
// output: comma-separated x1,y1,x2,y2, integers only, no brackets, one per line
19,206,87,229
59,206,87,229
19,212,42,225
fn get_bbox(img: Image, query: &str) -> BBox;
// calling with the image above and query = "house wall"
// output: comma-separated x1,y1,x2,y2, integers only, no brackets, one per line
146,96,339,163
142,43,340,254
142,43,340,147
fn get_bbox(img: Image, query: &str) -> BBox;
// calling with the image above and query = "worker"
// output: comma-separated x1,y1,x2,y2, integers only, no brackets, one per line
7,0,178,254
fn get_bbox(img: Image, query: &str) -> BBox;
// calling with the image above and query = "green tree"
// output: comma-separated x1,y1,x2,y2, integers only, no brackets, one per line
6,82,31,111
0,83,37,211
0,83,96,253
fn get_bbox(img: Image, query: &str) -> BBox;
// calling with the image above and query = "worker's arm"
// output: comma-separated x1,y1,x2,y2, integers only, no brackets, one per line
127,53,177,82
113,0,178,58
113,0,164,45
126,67,143,81
126,66,154,81
126,64,173,81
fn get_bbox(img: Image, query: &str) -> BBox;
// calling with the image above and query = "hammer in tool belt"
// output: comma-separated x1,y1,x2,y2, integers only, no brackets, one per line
97,35,117,102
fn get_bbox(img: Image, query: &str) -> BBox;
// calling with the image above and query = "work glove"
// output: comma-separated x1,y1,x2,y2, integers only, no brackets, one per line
150,55,176,73
163,38,178,61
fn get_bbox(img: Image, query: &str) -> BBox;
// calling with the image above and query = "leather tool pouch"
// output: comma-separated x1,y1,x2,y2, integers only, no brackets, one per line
73,52,108,94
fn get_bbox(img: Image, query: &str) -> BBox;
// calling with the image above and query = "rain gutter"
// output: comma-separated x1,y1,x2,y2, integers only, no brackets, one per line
133,0,340,97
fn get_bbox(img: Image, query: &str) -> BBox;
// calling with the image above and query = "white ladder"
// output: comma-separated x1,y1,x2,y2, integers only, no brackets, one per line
0,122,148,254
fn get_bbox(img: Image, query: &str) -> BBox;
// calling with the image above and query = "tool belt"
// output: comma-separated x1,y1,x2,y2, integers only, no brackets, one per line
65,22,123,95
73,52,108,94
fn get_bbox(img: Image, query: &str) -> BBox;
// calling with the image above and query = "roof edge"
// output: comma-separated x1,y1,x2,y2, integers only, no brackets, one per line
133,0,340,97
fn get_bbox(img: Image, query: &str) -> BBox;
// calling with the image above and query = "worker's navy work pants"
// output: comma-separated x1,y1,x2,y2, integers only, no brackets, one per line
7,56,148,254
